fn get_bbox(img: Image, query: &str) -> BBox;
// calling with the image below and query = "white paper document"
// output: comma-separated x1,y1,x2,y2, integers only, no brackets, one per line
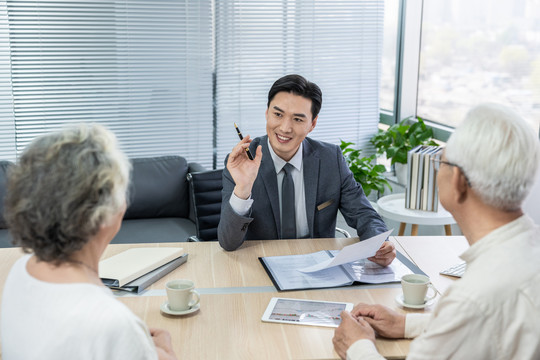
299,229,393,273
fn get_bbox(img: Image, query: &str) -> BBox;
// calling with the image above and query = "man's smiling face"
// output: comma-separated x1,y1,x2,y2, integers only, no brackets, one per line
265,91,317,162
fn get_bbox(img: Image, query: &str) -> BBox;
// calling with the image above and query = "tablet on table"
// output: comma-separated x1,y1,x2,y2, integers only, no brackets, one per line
261,297,353,328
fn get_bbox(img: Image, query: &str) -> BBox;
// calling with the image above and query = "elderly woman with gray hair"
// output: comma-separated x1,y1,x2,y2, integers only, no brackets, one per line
0,124,177,360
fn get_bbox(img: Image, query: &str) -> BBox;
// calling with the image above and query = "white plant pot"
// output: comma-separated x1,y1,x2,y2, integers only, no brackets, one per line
395,163,408,185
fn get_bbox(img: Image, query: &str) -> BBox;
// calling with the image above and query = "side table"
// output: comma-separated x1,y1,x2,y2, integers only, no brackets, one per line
377,193,456,236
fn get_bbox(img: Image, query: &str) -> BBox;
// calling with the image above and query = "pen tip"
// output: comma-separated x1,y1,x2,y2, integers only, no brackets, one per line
234,122,238,127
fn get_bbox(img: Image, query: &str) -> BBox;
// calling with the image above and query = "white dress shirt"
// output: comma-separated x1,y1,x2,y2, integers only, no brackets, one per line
347,214,540,360
229,139,309,238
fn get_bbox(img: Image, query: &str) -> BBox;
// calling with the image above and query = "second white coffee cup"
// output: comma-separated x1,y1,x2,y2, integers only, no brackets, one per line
401,274,437,305
166,279,200,311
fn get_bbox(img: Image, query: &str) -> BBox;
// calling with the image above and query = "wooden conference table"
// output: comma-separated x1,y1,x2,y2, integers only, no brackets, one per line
0,236,469,360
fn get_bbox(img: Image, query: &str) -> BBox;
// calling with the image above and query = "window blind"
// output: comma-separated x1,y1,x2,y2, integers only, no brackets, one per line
0,1,15,157
1,0,213,167
215,0,384,167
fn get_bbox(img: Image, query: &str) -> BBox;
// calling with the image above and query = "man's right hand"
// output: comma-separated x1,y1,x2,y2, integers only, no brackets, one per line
227,135,262,199
351,303,406,339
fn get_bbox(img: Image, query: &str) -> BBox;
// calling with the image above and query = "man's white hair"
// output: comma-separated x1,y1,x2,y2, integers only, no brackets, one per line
446,103,540,211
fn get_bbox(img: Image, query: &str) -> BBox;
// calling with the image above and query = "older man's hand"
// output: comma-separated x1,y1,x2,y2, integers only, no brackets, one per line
351,303,406,339
333,311,375,360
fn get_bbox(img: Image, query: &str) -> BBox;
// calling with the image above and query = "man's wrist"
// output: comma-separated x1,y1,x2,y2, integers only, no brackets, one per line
346,339,382,360
233,185,251,200
404,313,430,338
229,191,253,216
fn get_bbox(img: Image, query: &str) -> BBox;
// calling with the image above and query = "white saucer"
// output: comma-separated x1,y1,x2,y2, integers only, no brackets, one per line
395,294,435,309
160,301,200,316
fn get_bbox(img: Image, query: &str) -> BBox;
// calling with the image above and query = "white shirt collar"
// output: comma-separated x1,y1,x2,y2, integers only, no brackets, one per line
460,214,536,264
267,138,303,173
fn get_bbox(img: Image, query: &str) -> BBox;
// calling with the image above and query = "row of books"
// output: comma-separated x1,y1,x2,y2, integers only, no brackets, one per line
405,145,442,212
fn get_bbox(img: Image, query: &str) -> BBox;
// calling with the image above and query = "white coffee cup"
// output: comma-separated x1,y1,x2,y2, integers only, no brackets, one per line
401,274,437,305
165,279,200,311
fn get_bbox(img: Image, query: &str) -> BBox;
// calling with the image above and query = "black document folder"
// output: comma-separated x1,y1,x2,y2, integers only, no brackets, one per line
259,251,424,292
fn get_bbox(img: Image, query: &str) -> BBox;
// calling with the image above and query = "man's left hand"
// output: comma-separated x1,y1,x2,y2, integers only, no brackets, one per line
333,311,376,360
368,241,396,267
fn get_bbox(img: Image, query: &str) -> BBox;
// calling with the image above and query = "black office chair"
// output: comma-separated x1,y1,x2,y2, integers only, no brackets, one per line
186,169,223,241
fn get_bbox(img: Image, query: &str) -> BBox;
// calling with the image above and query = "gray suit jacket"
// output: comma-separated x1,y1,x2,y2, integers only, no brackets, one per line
218,136,388,250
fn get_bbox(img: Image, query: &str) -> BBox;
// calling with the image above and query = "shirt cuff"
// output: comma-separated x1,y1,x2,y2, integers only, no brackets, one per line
229,192,253,216
346,340,385,360
404,313,431,338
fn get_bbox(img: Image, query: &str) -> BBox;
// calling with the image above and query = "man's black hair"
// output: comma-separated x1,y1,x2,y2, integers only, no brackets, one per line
267,74,322,119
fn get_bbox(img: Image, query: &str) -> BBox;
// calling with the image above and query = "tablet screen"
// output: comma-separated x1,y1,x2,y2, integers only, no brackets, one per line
262,298,353,328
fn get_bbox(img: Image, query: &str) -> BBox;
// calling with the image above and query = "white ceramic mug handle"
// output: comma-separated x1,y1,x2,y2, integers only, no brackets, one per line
425,283,437,302
189,289,200,307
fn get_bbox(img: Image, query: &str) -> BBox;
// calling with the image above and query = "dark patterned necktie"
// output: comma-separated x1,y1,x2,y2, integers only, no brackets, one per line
281,163,296,239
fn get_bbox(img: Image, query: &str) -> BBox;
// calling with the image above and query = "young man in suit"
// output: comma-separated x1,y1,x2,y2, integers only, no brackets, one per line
217,74,395,267
333,103,540,359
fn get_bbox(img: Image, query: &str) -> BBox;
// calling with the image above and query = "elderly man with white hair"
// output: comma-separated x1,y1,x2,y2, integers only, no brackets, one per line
333,103,540,360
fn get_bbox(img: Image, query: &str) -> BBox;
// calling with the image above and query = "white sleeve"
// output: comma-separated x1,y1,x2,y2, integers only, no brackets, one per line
92,305,159,360
405,313,432,338
229,191,254,216
346,340,386,360
406,295,496,360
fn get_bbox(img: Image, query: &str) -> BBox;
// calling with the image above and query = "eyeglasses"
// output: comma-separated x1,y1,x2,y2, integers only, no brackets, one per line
431,158,472,187
431,158,456,171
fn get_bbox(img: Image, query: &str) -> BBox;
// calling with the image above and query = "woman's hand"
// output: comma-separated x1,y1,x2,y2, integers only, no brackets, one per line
150,328,178,360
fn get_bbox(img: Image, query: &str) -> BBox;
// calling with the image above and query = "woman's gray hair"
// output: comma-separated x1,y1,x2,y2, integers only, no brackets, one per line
446,103,540,211
5,123,131,264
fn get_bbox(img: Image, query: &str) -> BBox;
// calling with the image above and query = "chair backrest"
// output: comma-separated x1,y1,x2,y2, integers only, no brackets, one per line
124,156,190,220
187,169,223,241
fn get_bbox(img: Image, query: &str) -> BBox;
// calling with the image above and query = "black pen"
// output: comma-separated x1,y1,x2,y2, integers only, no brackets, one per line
234,123,254,160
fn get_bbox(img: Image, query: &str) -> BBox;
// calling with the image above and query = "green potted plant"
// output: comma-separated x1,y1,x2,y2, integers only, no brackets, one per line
340,140,392,198
370,118,438,184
